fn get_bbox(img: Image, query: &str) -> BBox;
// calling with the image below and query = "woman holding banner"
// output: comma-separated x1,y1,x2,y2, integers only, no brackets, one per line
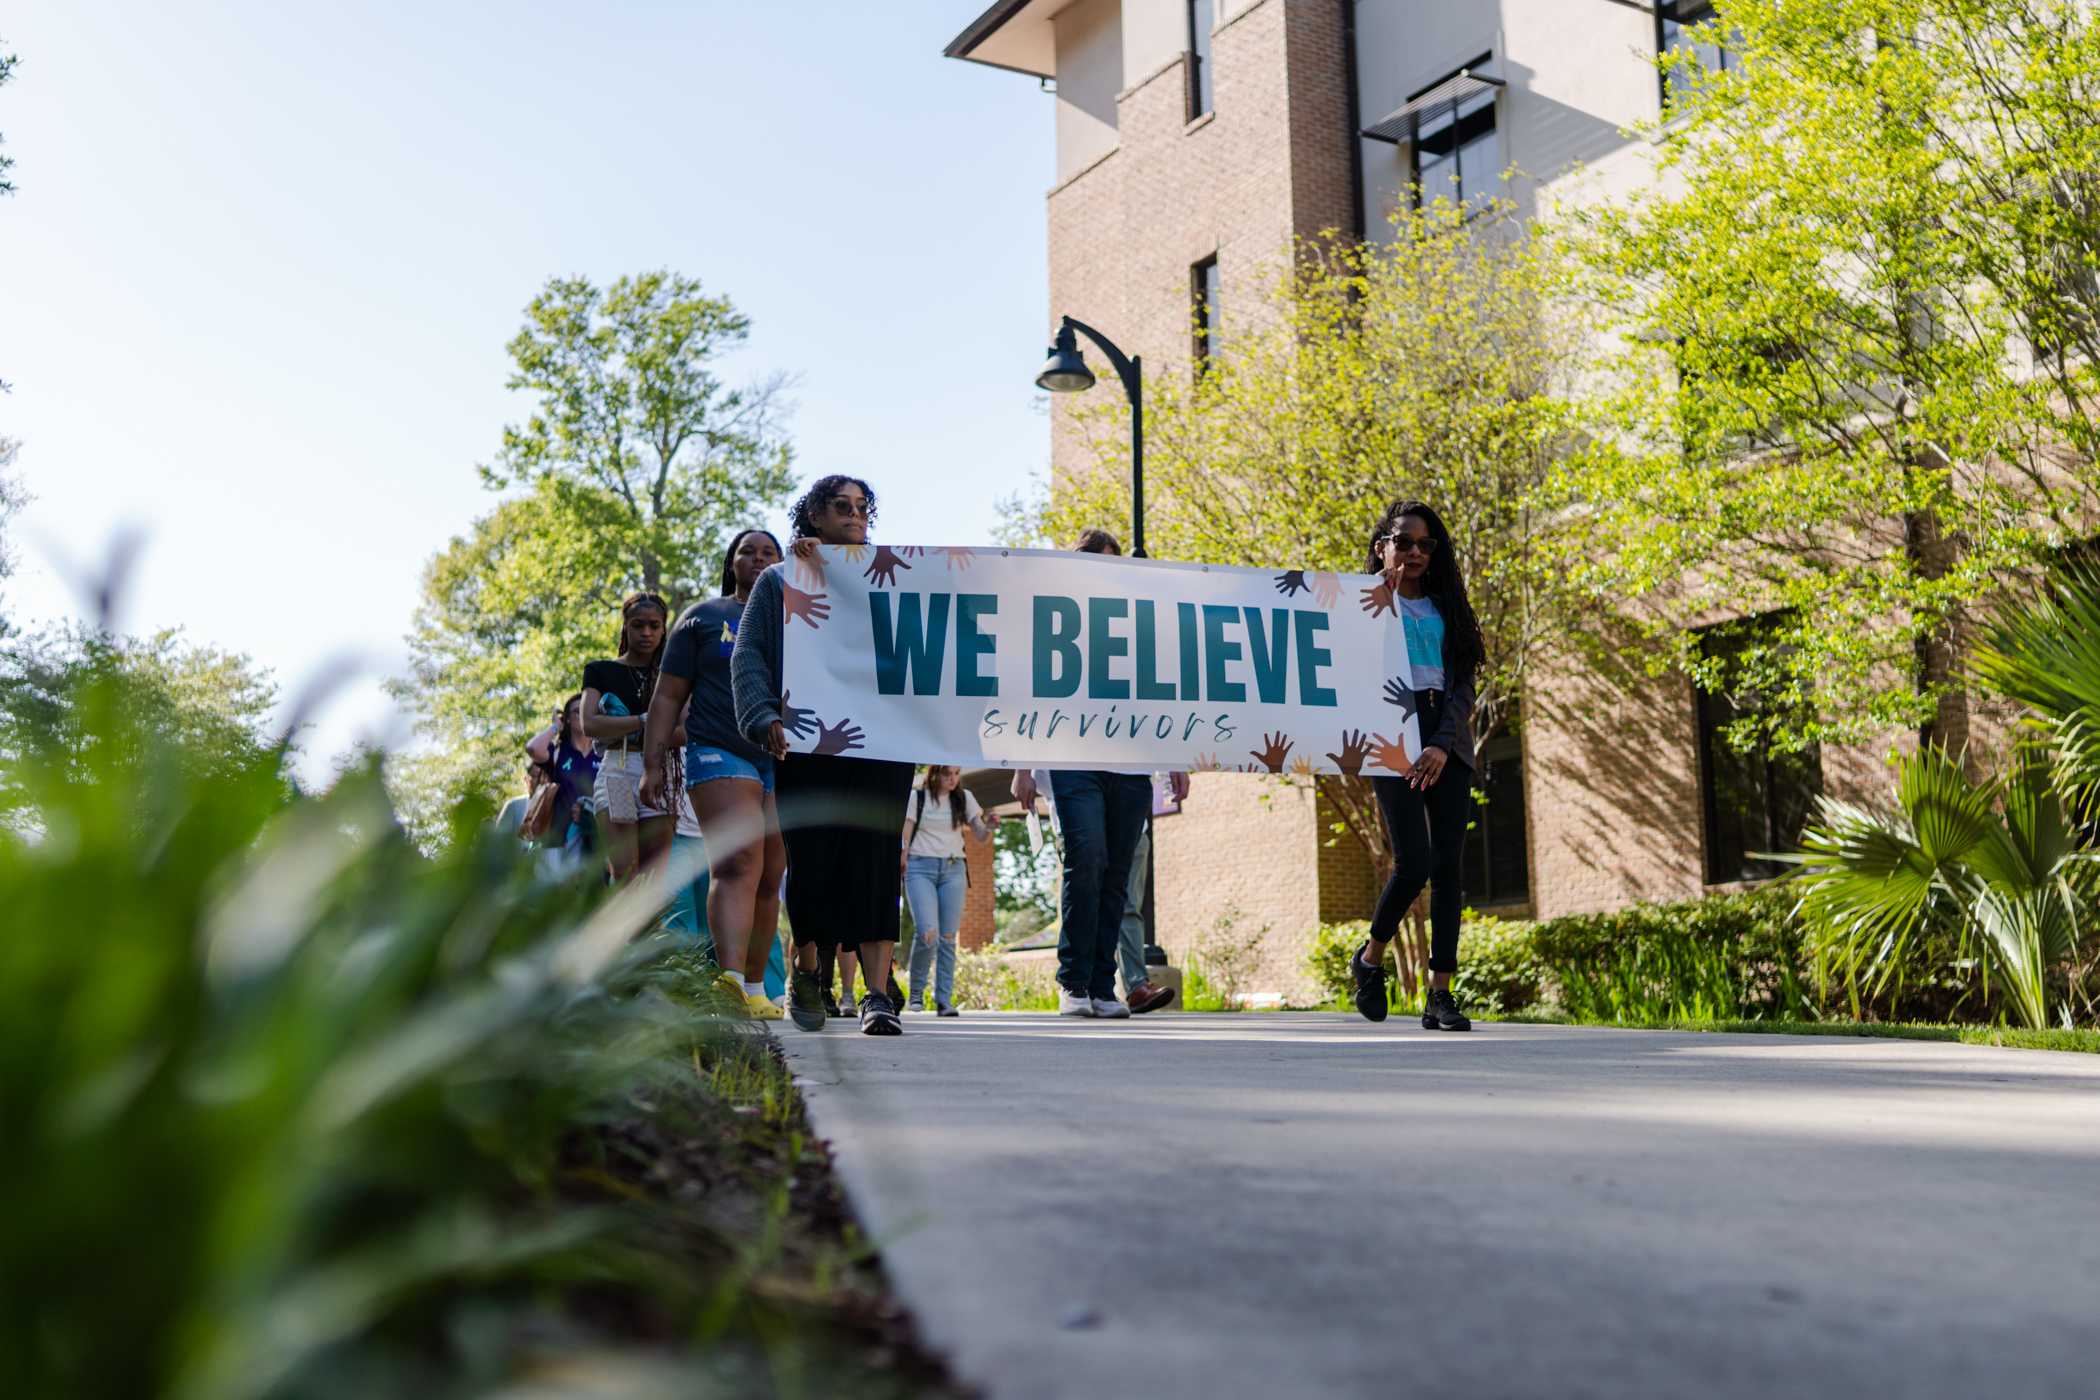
1349,501,1481,1033
732,473,918,1036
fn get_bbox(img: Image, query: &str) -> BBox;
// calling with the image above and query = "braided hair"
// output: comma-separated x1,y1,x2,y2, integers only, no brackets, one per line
1365,500,1484,688
614,591,670,706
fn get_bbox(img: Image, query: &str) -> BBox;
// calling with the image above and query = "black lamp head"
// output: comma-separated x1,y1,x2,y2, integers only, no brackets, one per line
1035,324,1096,393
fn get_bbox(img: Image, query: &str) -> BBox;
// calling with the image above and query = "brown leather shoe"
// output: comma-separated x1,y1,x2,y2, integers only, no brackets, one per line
1127,980,1176,1015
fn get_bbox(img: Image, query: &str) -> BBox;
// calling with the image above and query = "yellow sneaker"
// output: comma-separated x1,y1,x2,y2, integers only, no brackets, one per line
746,990,784,1020
716,971,750,1011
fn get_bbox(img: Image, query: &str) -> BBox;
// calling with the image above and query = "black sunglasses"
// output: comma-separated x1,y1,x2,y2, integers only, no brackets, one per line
1383,534,1438,556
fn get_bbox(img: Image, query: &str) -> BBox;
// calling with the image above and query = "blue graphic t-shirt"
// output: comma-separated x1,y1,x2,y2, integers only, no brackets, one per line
661,594,766,761
1398,595,1446,690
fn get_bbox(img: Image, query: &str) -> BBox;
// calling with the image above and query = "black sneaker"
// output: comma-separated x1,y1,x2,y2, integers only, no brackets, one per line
936,1003,960,1018
789,969,827,1033
822,986,842,1019
860,989,903,1036
1422,988,1472,1032
1350,942,1389,1023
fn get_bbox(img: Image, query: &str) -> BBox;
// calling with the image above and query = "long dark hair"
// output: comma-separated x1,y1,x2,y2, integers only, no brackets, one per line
555,691,584,754
1366,500,1484,687
719,528,783,596
918,766,968,832
789,473,878,540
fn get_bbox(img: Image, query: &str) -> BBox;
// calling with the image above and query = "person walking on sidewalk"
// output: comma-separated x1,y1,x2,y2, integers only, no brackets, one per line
733,473,918,1036
901,765,998,1016
1115,806,1177,1015
1070,529,1179,1015
1348,500,1481,1033
581,593,673,885
641,527,789,1021
1013,527,1189,1020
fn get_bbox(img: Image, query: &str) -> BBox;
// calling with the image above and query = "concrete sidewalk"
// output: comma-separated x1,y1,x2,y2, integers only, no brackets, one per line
775,1012,2100,1400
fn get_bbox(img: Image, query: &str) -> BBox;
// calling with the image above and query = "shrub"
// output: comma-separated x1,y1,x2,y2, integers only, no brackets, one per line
1188,903,1270,1010
1526,884,1816,1023
951,948,1060,1010
0,675,740,1397
1302,916,1546,1017
1454,914,1549,1017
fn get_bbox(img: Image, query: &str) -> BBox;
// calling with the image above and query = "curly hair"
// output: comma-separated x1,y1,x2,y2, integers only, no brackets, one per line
718,528,783,596
1365,500,1484,688
789,473,877,541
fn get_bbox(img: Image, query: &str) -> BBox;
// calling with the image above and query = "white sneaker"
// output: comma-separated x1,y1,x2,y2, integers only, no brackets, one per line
1091,996,1132,1019
1058,988,1096,1017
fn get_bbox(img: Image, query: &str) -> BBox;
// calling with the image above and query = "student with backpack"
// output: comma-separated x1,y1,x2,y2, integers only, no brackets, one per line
900,765,998,1015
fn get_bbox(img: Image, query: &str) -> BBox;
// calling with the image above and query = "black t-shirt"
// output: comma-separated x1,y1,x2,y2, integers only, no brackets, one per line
660,595,764,761
581,659,652,726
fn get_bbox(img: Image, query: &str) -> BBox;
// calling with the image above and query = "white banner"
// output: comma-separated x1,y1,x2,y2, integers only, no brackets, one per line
775,544,1424,777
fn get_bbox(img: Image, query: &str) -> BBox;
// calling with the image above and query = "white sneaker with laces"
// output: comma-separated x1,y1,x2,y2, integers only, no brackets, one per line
1058,988,1096,1017
1091,996,1132,1019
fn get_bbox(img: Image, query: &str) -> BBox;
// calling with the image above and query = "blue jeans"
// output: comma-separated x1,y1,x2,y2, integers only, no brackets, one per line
1050,770,1153,1000
905,854,967,1008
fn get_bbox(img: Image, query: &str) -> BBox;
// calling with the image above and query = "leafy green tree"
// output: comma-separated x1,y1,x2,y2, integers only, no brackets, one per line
484,270,795,597
396,273,795,828
1559,0,2100,759
1046,201,1606,750
1040,201,1616,891
0,625,289,818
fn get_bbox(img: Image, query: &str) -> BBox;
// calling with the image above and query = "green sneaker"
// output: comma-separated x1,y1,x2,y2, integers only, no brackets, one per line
789,969,827,1032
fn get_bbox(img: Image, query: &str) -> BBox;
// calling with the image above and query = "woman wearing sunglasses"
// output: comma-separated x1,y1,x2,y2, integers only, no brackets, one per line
1349,500,1484,1032
732,473,918,1036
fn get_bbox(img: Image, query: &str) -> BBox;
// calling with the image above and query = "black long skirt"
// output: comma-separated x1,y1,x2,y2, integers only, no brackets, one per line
773,752,915,958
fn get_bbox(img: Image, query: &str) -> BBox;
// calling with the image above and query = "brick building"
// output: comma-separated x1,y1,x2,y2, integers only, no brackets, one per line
943,0,1877,999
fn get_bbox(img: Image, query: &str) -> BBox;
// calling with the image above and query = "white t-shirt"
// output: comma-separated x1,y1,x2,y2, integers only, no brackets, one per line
905,787,986,859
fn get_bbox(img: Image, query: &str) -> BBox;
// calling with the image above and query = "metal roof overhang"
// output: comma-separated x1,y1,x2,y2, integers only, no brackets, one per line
1361,71,1504,145
943,0,1060,79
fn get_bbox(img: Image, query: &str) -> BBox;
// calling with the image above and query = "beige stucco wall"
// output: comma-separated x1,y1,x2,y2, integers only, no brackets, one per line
1055,0,1124,183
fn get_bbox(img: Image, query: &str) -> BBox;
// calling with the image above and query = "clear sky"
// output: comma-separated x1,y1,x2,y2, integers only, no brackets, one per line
0,1,1054,779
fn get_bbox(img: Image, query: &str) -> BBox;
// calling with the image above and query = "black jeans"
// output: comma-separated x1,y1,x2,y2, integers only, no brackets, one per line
1368,696,1473,974
1050,770,1153,1000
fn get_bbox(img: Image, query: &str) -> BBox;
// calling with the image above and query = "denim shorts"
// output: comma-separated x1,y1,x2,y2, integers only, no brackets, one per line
685,742,775,794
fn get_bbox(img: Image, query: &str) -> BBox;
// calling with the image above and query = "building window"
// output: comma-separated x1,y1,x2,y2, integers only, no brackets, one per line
1658,1,1737,106
1694,617,1822,884
1186,0,1214,121
1192,255,1220,368
1410,56,1499,212
1463,727,1531,907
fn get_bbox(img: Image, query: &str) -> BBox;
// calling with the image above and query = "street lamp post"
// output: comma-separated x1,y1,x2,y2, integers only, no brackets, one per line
1035,316,1145,559
1034,315,1167,971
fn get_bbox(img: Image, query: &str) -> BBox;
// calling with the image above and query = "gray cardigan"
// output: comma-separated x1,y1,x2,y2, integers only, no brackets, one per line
731,565,788,748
